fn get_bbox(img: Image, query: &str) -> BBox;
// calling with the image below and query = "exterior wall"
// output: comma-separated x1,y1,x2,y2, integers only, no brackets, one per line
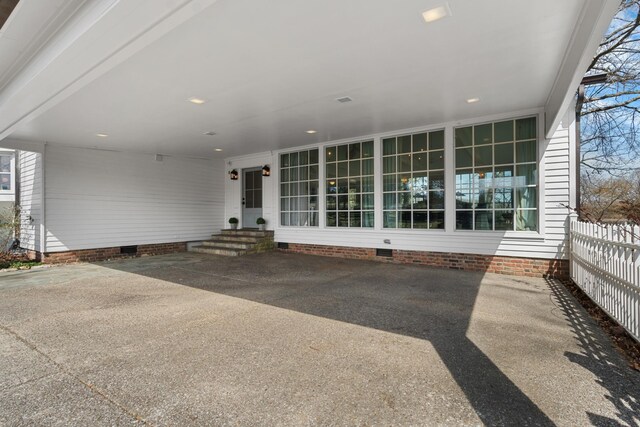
18,151,43,252
225,108,576,265
44,146,225,252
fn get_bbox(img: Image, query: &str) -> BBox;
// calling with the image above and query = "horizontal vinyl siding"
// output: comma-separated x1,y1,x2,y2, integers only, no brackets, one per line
18,151,43,251
45,146,224,252
269,120,574,260
542,123,571,259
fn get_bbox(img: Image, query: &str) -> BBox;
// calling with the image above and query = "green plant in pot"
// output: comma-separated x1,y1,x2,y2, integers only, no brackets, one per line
256,217,266,231
228,217,239,230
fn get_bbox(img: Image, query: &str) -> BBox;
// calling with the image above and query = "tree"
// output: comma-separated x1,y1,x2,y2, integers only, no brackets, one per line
579,172,639,222
580,0,640,176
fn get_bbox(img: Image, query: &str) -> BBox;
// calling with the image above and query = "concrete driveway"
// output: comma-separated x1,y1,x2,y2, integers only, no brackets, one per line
1,252,638,426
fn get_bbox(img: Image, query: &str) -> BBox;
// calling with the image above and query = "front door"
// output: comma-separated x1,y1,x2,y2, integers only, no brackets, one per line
242,168,263,228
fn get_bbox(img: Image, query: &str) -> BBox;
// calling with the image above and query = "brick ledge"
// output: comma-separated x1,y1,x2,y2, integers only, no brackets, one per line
30,242,188,264
278,243,569,279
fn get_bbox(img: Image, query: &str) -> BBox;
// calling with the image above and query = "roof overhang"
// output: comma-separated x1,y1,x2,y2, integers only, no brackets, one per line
543,0,619,138
0,0,620,157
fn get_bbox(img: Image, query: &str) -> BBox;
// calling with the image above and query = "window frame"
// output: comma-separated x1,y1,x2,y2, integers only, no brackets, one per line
453,116,540,233
381,129,446,230
0,152,15,193
278,148,320,227
324,140,375,228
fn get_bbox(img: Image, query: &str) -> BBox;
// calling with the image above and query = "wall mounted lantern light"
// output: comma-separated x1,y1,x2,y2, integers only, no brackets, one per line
262,165,271,177
229,169,238,180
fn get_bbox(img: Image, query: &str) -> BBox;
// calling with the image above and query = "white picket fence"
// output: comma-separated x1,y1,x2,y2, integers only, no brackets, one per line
570,220,640,342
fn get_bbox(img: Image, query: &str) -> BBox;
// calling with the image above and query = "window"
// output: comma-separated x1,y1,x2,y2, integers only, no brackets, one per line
244,170,262,209
325,141,374,228
454,117,537,231
0,154,12,192
382,130,445,229
280,149,319,226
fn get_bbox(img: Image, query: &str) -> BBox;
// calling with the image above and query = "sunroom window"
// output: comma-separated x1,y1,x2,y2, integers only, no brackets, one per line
325,141,374,228
382,130,445,229
280,149,319,226
454,117,538,231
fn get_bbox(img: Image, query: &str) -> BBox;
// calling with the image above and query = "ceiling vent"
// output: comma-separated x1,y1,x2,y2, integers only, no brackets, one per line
336,96,353,103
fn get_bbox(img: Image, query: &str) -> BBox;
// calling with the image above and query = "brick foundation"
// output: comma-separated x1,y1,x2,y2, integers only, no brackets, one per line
38,242,187,264
23,249,41,262
279,243,569,279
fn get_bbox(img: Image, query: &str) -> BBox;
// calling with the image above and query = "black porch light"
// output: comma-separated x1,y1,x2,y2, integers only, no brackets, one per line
229,169,238,180
262,165,271,177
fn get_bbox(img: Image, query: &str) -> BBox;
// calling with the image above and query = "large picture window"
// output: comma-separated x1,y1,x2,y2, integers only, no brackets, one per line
382,130,445,229
280,149,319,226
454,117,537,231
325,141,374,228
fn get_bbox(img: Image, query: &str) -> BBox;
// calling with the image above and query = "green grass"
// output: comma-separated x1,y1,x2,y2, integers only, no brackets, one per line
0,260,42,270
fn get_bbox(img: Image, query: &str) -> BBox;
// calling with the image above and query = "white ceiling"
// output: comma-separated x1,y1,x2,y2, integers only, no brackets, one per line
5,0,588,158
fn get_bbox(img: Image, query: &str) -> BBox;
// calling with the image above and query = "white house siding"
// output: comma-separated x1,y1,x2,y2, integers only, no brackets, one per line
19,151,43,251
225,110,575,261
44,146,224,252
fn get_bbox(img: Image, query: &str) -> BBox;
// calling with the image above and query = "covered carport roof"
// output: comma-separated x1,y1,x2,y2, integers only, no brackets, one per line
0,0,619,158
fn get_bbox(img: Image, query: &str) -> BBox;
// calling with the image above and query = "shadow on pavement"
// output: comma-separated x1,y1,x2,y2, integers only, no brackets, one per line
547,279,640,426
96,251,564,425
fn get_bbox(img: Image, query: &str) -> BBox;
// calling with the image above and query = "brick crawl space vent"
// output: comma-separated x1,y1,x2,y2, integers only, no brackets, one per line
120,245,138,255
376,248,393,257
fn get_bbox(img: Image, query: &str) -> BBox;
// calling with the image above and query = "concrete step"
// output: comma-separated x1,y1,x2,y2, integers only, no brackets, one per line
221,229,273,238
190,245,247,256
211,234,260,243
201,240,254,250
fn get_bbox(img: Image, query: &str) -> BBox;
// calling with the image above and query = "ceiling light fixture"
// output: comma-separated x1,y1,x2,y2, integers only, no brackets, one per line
96,133,108,137
203,131,217,136
306,130,317,134
336,96,353,103
422,4,451,23
188,97,206,105
214,148,223,152
466,97,480,104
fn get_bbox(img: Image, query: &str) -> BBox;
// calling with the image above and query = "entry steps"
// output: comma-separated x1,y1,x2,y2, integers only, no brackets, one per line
189,229,274,256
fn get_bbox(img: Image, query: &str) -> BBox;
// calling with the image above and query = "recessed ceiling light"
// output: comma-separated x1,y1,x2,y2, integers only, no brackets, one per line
466,97,480,104
214,148,223,152
96,133,108,137
422,4,451,23
306,130,317,134
203,131,217,136
188,97,206,105
336,96,353,103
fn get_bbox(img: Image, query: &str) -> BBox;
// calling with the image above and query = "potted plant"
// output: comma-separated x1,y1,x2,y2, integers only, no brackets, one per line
256,217,266,231
228,217,239,230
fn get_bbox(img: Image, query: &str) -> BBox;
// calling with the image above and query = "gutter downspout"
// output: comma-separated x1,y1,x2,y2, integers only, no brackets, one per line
575,85,584,216
575,72,608,218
